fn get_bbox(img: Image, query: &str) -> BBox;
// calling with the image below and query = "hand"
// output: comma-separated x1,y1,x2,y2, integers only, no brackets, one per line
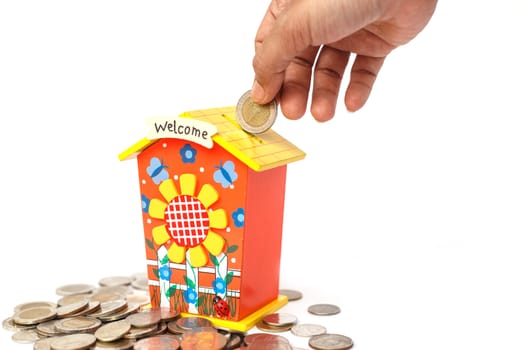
252,0,438,121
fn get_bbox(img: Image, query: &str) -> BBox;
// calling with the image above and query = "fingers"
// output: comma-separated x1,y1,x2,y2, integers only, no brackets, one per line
344,55,385,112
310,46,351,122
279,46,319,120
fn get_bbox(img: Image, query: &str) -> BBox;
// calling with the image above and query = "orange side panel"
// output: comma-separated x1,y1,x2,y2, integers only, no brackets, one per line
239,166,287,318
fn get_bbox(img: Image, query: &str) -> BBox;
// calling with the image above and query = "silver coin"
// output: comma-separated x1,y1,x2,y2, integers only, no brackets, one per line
236,89,277,134
291,323,327,337
95,319,132,342
49,333,97,350
279,289,303,301
307,304,341,316
308,333,354,350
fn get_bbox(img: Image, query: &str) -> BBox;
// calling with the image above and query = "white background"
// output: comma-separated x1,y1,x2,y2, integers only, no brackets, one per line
1,1,524,349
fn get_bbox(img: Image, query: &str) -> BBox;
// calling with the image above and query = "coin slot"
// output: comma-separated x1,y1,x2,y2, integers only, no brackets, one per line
221,113,265,144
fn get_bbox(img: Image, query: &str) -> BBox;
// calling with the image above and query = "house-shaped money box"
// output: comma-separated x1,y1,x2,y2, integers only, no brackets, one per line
119,106,305,330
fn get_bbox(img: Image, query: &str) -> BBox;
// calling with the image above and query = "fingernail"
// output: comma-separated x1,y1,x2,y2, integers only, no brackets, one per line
251,80,264,103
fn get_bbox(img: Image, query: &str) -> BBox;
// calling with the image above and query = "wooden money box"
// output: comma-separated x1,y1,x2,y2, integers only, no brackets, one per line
119,106,305,330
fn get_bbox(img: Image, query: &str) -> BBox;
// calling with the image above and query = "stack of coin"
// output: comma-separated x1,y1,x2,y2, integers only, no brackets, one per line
2,274,354,349
255,312,298,333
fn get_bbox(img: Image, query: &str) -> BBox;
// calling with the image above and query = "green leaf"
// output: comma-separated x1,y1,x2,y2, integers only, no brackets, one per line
166,284,177,297
160,254,169,265
146,238,155,251
153,268,159,279
210,254,219,266
196,295,205,307
227,245,238,254
183,275,196,289
225,271,234,285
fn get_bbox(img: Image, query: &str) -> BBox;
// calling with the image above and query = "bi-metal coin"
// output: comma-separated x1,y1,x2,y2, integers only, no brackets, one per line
236,89,277,134
94,319,131,342
49,333,97,350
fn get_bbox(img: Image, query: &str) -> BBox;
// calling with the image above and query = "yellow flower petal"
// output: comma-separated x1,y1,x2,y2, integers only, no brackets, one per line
188,245,208,267
202,230,225,256
159,179,178,202
149,198,167,219
152,225,170,245
197,183,219,209
167,243,186,263
208,209,227,229
180,173,197,195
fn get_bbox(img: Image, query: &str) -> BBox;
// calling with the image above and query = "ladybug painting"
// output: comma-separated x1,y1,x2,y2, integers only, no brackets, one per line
213,296,230,319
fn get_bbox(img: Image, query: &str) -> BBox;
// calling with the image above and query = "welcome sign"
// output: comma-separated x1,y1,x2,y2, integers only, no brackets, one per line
146,116,218,149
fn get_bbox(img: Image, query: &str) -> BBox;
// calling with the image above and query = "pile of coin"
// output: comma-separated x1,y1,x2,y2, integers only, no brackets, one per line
256,312,298,333
3,277,353,349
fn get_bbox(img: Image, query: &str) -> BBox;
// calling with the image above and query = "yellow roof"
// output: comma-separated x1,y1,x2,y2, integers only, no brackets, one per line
119,106,306,172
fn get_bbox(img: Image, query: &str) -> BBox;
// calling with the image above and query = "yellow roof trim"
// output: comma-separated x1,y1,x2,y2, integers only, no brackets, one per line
119,106,306,172
118,137,155,161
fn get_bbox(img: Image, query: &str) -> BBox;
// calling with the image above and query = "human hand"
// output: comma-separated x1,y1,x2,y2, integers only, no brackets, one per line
252,0,438,122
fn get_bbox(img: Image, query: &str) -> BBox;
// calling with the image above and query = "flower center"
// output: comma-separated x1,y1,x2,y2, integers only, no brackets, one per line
164,195,210,248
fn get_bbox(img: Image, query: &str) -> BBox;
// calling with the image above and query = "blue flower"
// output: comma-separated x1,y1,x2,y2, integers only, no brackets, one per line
212,277,226,294
158,265,172,281
232,208,245,228
179,144,197,163
183,288,198,304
